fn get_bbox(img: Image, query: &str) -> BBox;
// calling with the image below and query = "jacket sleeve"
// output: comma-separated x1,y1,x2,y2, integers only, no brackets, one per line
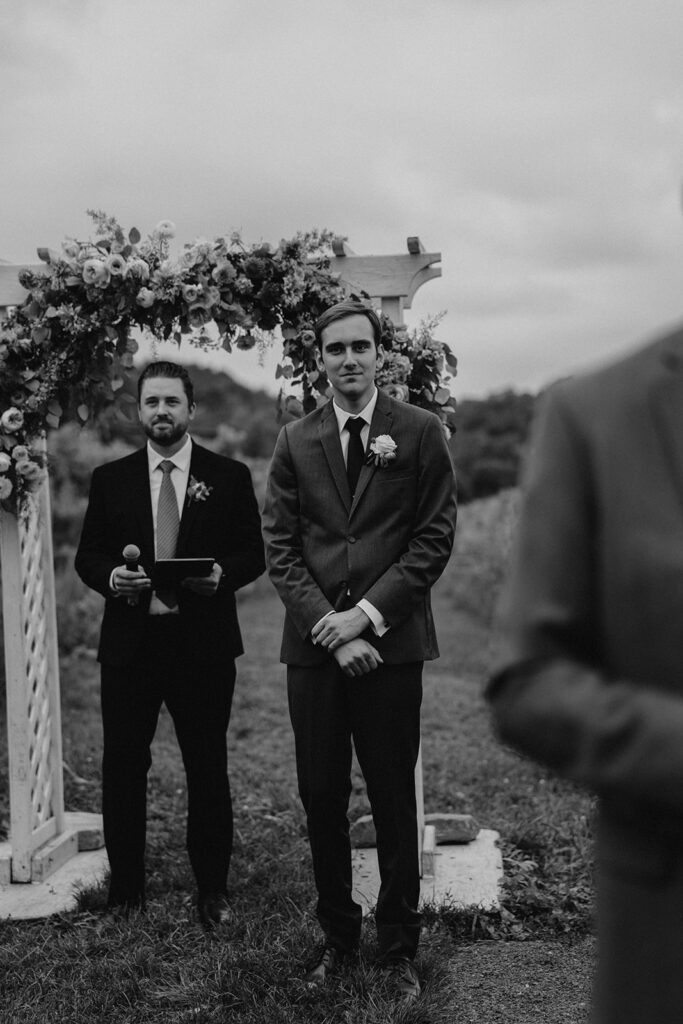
262,425,335,639
74,465,119,599
362,412,457,626
486,384,683,815
216,460,266,592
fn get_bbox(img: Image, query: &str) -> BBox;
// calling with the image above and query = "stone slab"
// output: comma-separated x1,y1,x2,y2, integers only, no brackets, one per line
352,828,502,913
0,847,109,920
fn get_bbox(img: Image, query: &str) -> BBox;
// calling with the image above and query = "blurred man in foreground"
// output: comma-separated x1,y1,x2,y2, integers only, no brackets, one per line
487,327,683,1023
76,360,264,926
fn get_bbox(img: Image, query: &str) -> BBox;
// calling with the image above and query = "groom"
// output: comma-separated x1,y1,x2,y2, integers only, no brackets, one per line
75,360,265,925
262,300,456,999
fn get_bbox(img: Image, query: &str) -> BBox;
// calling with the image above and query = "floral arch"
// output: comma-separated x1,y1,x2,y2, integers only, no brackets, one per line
0,211,457,514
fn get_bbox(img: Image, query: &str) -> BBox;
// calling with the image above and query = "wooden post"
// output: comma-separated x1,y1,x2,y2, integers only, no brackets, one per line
0,271,103,893
331,238,443,876
0,463,65,881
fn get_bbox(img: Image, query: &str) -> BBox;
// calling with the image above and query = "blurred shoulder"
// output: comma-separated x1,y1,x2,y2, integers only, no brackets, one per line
541,321,683,423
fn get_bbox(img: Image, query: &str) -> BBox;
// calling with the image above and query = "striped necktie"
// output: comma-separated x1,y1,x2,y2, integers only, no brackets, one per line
156,459,179,606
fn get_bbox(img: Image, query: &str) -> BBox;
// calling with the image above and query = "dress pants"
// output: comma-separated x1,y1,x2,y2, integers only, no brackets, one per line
287,659,423,959
100,615,236,908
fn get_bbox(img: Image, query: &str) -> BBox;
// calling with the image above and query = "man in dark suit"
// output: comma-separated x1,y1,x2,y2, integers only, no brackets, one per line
262,300,456,1000
487,328,683,1023
75,360,265,926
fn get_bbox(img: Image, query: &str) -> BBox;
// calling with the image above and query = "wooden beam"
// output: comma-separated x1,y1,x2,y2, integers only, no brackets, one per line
328,251,441,310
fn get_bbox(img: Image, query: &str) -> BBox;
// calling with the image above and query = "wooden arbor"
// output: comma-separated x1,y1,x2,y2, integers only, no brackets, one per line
0,235,443,896
0,264,104,895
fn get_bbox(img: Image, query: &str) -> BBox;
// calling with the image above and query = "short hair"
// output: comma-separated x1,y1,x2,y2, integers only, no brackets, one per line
314,299,382,350
137,360,195,406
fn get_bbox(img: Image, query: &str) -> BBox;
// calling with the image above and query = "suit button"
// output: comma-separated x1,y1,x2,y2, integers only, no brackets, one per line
348,536,356,544
340,580,347,589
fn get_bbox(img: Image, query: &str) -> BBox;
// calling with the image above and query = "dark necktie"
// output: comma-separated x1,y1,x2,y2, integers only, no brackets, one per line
346,417,365,497
156,459,179,606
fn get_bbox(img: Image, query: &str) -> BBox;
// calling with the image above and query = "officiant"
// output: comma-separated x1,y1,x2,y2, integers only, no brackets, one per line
75,360,265,927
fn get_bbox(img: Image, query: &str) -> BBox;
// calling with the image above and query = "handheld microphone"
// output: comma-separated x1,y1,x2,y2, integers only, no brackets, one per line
122,544,141,606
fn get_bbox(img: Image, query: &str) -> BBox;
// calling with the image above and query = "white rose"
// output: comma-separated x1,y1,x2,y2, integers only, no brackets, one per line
106,254,127,276
155,220,176,238
0,453,11,473
372,435,397,458
1,408,24,433
11,445,29,461
127,258,150,281
15,460,41,481
0,477,13,500
136,287,155,309
82,258,110,286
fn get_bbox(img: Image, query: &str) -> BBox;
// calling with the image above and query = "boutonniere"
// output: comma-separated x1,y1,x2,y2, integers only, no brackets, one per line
366,434,398,468
186,475,213,507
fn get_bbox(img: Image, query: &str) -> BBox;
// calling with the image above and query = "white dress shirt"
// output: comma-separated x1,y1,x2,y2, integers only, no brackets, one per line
110,434,192,615
315,390,388,639
147,434,192,614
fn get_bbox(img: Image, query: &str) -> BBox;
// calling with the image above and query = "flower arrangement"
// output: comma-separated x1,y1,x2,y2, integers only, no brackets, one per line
0,211,456,514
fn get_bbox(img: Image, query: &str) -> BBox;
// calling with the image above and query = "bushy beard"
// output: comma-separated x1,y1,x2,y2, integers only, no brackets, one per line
143,418,186,448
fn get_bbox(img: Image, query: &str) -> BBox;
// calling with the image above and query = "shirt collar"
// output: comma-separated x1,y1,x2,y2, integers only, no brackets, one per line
147,433,192,473
332,388,378,435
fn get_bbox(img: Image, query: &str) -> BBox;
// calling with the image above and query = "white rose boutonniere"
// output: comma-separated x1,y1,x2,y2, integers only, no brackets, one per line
366,434,398,468
187,475,213,507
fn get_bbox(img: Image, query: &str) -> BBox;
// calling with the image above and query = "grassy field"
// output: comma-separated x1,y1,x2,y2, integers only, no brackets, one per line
0,491,596,1023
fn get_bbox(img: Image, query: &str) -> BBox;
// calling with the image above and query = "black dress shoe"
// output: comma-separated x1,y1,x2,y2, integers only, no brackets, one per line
197,892,232,930
380,957,421,1001
305,945,356,986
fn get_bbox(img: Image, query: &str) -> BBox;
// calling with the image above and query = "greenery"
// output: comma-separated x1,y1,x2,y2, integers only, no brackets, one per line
0,213,457,514
452,390,535,503
0,484,594,1022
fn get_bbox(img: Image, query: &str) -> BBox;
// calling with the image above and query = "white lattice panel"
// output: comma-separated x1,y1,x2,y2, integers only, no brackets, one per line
19,501,55,832
1,455,65,881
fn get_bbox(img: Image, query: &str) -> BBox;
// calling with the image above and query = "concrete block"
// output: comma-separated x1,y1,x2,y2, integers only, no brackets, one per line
353,828,502,913
350,811,480,848
425,812,480,844
0,847,109,920
31,830,78,883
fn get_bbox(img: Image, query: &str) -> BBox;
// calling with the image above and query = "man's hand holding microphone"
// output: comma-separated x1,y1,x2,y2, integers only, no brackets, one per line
112,545,151,605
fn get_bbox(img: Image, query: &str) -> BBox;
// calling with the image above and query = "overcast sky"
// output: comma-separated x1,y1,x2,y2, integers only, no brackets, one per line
3,0,683,399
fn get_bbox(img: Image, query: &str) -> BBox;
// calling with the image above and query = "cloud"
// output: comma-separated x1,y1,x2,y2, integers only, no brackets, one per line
4,0,683,399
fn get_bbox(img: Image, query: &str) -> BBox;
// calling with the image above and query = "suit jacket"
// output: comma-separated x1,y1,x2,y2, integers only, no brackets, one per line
262,390,457,666
75,440,265,667
487,327,683,1021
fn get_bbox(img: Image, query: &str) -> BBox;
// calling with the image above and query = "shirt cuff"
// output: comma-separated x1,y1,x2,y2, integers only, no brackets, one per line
357,599,389,637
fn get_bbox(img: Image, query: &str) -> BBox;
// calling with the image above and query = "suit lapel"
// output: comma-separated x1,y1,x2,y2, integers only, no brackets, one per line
651,340,683,515
350,392,394,516
319,403,352,512
128,448,155,562
177,440,205,553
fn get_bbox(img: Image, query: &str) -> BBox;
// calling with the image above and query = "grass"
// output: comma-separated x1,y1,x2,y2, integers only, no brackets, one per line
0,491,596,1022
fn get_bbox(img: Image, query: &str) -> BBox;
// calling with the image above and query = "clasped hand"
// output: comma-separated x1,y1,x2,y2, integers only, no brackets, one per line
311,608,383,677
113,562,222,597
311,608,370,651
